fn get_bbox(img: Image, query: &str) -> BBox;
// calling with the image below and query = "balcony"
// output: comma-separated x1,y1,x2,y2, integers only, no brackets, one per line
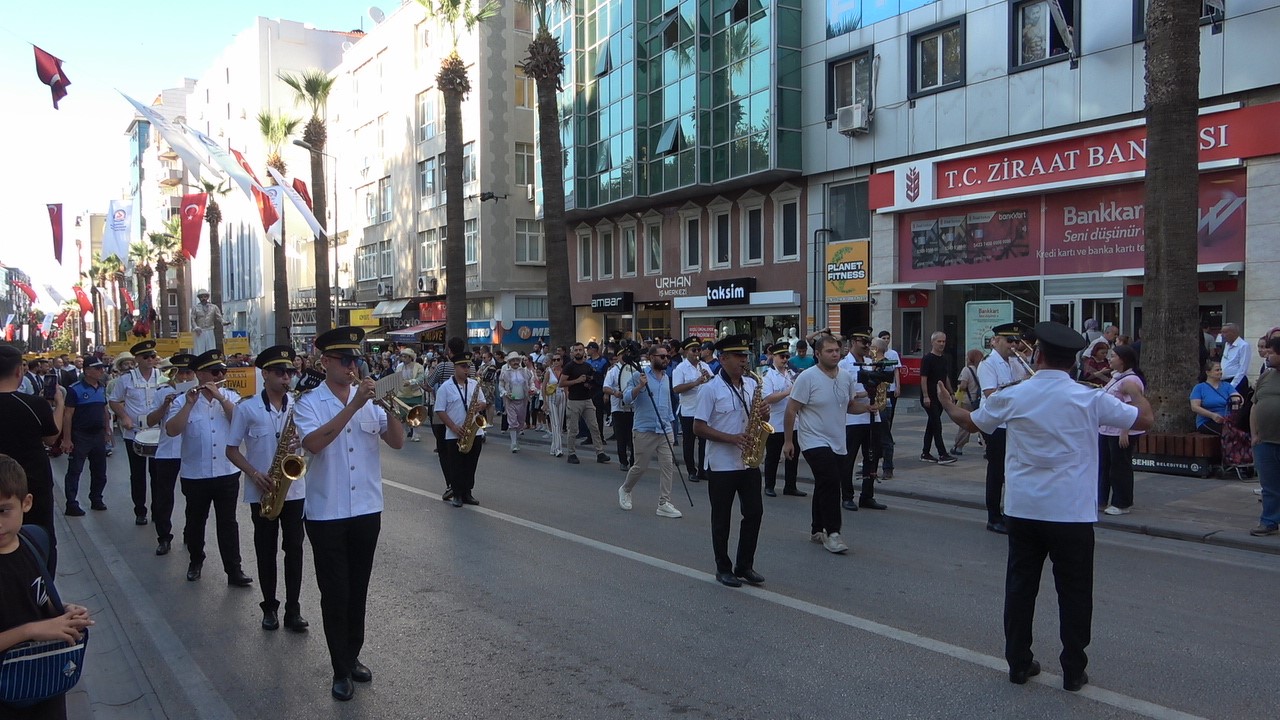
158,168,183,187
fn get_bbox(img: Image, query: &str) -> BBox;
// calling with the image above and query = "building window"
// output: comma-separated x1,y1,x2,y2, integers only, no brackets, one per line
515,296,546,319
595,36,613,77
415,22,432,68
1133,1,1224,40
828,52,872,116
598,230,614,279
515,1,532,31
621,226,637,276
380,239,393,278
578,233,593,280
515,219,543,264
515,67,534,109
776,200,799,261
829,182,870,242
376,114,386,159
419,229,438,270
741,206,763,265
357,245,379,281
654,119,684,157
437,153,447,204
417,158,437,203
462,142,476,185
1013,0,1075,69
467,297,495,319
363,184,378,225
645,222,662,275
515,142,535,187
910,20,965,97
378,176,392,223
464,218,478,265
682,215,701,271
417,90,437,142
711,212,731,269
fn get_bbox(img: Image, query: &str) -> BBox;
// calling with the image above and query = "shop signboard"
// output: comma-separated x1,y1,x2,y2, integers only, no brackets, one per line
224,337,250,355
418,301,446,322
899,203,1038,282
349,308,379,328
688,324,717,340
655,274,693,297
510,322,550,343
591,292,634,312
964,301,1012,355
706,278,755,307
824,241,869,303
466,320,492,341
223,367,257,398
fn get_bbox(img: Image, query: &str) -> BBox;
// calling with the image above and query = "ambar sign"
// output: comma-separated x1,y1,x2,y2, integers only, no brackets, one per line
706,278,755,306
591,292,633,312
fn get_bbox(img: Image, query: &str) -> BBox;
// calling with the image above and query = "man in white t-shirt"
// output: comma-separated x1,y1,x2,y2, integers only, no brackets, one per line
939,321,1152,693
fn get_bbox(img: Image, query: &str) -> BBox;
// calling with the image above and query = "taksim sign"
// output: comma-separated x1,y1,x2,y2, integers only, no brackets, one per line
706,278,755,306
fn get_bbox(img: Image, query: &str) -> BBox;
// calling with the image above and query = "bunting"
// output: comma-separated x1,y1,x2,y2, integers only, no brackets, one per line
292,177,313,210
182,125,263,201
120,287,137,315
42,284,66,305
47,204,63,263
11,280,38,304
267,167,327,237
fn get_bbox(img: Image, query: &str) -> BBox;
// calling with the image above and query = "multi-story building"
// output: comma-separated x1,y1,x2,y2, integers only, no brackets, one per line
329,1,549,351
0,266,36,351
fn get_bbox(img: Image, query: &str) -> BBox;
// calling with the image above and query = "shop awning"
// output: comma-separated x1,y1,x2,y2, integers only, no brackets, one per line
868,281,938,292
371,299,413,318
388,321,446,341
363,334,387,345
1103,261,1243,278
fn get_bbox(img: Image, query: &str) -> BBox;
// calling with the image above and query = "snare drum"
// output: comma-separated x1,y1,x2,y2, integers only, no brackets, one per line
133,428,162,457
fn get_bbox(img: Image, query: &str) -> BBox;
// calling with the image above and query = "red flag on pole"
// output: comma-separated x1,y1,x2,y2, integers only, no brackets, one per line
120,288,137,315
252,186,279,233
46,203,63,263
53,311,68,329
228,148,263,185
292,178,313,210
180,193,207,259
33,46,71,109
11,280,38,303
72,286,93,315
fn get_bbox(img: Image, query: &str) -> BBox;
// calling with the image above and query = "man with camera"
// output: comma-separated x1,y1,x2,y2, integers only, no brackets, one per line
837,327,888,511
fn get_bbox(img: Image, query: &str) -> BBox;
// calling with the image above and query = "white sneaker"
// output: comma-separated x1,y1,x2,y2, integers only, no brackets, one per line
823,532,849,553
810,531,827,544
1255,487,1264,496
1102,505,1130,516
656,501,683,518
410,435,421,442
618,486,633,510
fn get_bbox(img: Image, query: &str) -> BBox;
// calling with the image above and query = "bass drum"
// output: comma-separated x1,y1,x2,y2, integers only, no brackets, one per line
133,428,162,457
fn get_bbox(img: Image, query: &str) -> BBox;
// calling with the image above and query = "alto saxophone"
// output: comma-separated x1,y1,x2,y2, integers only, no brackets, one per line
457,381,488,454
741,371,774,468
259,396,307,520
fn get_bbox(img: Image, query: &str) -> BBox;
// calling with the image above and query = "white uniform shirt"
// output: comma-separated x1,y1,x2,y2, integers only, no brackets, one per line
671,359,711,417
110,367,161,439
436,378,487,441
788,365,857,455
1220,336,1251,388
151,385,183,460
166,387,241,479
883,348,902,394
293,382,388,521
971,369,1138,523
977,352,1016,430
227,392,306,504
694,374,758,471
838,353,872,426
762,366,794,430
604,363,638,413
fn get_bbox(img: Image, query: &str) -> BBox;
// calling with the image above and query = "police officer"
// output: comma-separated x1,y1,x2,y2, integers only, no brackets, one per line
108,339,164,525
60,356,111,515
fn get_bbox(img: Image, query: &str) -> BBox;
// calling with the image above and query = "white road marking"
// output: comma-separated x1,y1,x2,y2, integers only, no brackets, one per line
384,477,1209,720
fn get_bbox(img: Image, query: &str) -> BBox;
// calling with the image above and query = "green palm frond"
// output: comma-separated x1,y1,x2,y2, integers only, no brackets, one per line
278,69,335,119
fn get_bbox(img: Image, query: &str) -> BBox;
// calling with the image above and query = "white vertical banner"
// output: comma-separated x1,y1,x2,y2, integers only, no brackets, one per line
95,286,116,309
266,167,327,236
263,185,285,243
104,199,133,261
43,285,67,305
40,312,55,336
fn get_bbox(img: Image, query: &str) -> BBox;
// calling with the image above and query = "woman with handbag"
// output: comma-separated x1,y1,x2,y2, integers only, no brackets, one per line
951,349,985,456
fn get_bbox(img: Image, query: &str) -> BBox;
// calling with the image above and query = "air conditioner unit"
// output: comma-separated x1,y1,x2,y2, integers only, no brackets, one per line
376,281,392,297
525,183,535,202
836,103,870,136
416,275,438,294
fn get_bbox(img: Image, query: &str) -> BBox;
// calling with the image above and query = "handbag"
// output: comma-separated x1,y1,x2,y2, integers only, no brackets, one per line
0,528,88,708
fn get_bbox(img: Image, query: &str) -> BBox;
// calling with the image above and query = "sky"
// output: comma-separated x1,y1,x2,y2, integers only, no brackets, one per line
0,0,375,303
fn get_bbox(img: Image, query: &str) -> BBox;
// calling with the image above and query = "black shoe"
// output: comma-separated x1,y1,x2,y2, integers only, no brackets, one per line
442,487,454,502
462,495,480,506
331,676,355,701
1009,660,1041,685
937,455,958,465
261,610,280,631
734,568,765,585
782,488,808,497
1063,671,1088,692
227,570,254,587
715,571,742,588
596,452,611,463
841,499,858,511
156,539,171,556
451,495,464,507
186,563,202,581
65,504,85,517
858,497,887,510
987,522,1009,535
688,472,701,483
920,453,938,463
91,502,107,511
619,463,629,472
764,488,777,497
135,515,148,525
567,454,580,464
283,612,310,633
350,661,373,683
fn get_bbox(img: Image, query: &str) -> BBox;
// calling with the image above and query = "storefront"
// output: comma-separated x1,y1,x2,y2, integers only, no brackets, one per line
675,278,802,360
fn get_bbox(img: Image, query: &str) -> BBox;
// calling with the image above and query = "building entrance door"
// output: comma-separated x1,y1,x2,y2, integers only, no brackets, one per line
1044,296,1121,335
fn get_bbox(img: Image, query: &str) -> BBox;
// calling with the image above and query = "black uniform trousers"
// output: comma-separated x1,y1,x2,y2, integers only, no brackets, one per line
612,410,634,466
123,438,154,519
307,512,381,679
64,429,108,507
706,468,763,574
250,498,306,613
983,428,1008,525
432,421,450,488
802,447,845,535
763,430,800,492
1004,516,1094,681
150,458,180,542
180,473,243,574
922,400,948,457
442,436,483,498
842,424,881,501
679,416,707,478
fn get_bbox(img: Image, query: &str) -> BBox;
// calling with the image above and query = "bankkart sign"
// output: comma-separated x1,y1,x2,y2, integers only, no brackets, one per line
825,241,869,303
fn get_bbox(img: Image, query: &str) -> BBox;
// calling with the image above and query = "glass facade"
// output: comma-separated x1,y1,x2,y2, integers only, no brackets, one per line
555,0,802,212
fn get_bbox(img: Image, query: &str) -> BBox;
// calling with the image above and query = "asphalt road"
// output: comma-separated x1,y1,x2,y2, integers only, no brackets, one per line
59,431,1279,719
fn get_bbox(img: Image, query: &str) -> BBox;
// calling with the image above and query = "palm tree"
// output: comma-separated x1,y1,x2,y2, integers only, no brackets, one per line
1142,0,1201,432
149,229,181,337
418,0,500,340
161,215,191,334
88,252,114,345
97,253,126,343
200,179,232,348
521,0,572,343
128,240,156,337
259,110,301,346
279,69,337,335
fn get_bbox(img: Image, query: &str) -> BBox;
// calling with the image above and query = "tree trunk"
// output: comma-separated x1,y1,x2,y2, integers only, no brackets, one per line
176,260,190,334
310,150,332,335
274,214,291,347
208,208,226,349
1142,0,1201,433
156,259,169,338
441,57,468,343
533,54,571,347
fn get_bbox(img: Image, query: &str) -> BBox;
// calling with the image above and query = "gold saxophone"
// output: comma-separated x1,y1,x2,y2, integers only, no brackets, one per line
741,371,774,468
457,381,488,454
259,395,307,521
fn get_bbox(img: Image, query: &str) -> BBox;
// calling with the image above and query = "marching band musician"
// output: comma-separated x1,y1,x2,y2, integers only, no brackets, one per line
837,327,887,511
693,335,765,588
108,339,163,526
225,346,310,633
762,342,805,498
293,326,404,702
978,322,1024,535
672,337,713,481
145,354,196,556
436,351,487,508
163,349,253,587
395,348,426,443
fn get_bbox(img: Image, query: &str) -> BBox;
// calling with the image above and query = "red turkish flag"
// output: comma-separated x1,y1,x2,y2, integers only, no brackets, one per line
120,288,137,315
33,46,70,109
46,203,63,263
292,178,313,210
11,280,38,304
228,148,263,185
53,311,68,329
180,193,207,259
72,285,93,315
253,186,279,233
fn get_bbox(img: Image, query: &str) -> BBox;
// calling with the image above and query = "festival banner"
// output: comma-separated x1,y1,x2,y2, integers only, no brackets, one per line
224,337,250,355
42,284,67,305
182,125,265,202
103,200,132,261
223,367,257,398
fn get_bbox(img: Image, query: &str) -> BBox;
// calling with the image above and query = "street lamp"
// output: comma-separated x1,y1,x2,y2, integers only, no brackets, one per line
293,139,339,326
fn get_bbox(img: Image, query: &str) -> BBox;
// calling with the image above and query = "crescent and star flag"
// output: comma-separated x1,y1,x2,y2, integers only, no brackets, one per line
183,125,263,201
53,311,68,329
180,193,207,259
42,284,67,305
47,204,63,263
72,286,93,316
33,46,71,109
4,325,13,343
267,167,327,237
120,287,137,315
224,148,280,238
103,200,132,261
11,280,38,304
120,92,219,179
292,177,313,210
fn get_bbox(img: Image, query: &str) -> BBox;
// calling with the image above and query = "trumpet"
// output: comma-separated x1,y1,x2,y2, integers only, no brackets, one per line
375,392,427,426
1010,345,1037,378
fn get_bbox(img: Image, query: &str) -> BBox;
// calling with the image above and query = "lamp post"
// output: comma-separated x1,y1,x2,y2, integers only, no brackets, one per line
293,139,339,329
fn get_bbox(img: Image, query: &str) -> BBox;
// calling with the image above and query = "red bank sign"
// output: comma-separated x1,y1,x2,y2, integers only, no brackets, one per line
871,102,1280,212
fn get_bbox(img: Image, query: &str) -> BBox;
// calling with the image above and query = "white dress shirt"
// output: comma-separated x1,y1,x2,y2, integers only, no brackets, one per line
227,392,306,504
436,378,486,441
151,385,183,460
166,387,241,479
838,353,872,425
977,352,1016,430
671,359,711,417
763,366,794,430
1220,336,1251,388
293,382,388,521
883,348,902,394
695,374,758,471
110,367,161,439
